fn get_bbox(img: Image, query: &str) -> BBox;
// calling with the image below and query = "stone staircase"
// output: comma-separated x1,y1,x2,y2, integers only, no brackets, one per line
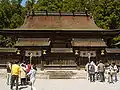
44,67,77,70
0,68,87,79
36,69,87,79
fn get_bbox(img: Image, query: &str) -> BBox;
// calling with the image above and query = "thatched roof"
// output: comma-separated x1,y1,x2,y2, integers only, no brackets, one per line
19,12,102,30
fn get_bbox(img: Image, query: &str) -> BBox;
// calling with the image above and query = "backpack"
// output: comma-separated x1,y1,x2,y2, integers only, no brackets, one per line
88,64,95,73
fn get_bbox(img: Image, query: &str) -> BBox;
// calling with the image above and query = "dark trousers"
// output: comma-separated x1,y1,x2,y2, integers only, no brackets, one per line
99,72,105,82
11,75,19,90
21,78,26,85
89,73,95,82
26,76,30,84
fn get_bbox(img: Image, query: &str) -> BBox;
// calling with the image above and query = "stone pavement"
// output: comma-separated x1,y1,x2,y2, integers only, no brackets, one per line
1,69,120,90
1,77,120,90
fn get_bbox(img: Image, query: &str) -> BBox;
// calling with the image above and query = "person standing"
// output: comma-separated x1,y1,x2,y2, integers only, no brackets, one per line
97,60,105,82
107,64,114,83
95,61,99,80
26,62,32,83
88,61,95,82
10,60,20,90
27,65,37,90
6,61,12,85
26,62,32,73
112,63,118,82
85,61,91,80
20,64,27,85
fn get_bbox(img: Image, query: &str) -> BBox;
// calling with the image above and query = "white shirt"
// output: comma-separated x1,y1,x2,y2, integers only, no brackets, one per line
27,69,36,80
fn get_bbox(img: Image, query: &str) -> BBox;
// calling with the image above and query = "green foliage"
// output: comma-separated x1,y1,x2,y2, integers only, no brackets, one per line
113,36,120,42
112,35,120,48
34,0,89,12
10,13,24,28
0,35,17,47
0,0,12,28
0,0,26,29
93,0,120,29
112,35,120,45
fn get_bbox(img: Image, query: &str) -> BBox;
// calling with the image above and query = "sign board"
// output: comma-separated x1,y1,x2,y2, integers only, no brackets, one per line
51,48,73,53
80,51,96,57
25,51,41,57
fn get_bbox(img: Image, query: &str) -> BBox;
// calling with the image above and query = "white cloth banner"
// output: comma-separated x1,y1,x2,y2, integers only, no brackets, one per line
80,51,96,57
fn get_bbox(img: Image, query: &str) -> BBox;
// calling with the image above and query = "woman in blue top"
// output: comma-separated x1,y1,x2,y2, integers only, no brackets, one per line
27,65,37,90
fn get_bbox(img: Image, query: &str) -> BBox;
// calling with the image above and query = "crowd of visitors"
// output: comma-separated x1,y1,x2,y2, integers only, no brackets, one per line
6,59,119,90
6,60,37,90
85,60,119,83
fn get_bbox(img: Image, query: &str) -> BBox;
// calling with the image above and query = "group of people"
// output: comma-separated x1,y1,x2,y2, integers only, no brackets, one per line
6,60,37,90
85,60,119,83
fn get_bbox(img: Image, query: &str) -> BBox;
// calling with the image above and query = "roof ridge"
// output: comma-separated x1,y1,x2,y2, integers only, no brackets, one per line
29,11,90,16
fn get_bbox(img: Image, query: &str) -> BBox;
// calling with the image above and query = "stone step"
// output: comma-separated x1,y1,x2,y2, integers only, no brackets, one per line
44,67,77,70
0,69,87,79
36,70,87,79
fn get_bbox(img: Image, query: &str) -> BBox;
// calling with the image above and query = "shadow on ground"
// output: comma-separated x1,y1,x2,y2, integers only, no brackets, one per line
19,86,28,90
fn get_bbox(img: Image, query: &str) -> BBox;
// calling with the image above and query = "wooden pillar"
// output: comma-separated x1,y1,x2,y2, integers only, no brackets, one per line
41,55,44,71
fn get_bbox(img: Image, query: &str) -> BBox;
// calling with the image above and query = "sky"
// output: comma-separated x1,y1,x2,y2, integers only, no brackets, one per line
21,0,27,7
21,0,38,7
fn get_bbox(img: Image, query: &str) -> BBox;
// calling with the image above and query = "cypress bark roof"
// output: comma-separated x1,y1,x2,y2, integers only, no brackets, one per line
0,48,17,52
71,38,107,47
15,38,50,46
19,12,102,30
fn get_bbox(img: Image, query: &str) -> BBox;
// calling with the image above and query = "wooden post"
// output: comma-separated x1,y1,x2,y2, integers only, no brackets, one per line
88,53,90,62
30,53,32,65
46,10,48,16
59,10,61,16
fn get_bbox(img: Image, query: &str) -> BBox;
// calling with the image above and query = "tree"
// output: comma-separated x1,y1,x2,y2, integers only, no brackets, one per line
26,0,35,13
0,6,5,28
93,0,120,29
0,0,12,28
0,0,26,29
10,13,24,28
0,35,17,47
112,35,120,47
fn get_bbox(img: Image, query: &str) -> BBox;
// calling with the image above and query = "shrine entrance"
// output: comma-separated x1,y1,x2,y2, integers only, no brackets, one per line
43,48,77,69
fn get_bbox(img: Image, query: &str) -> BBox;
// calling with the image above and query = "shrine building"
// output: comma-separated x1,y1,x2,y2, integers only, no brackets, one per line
0,12,120,69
